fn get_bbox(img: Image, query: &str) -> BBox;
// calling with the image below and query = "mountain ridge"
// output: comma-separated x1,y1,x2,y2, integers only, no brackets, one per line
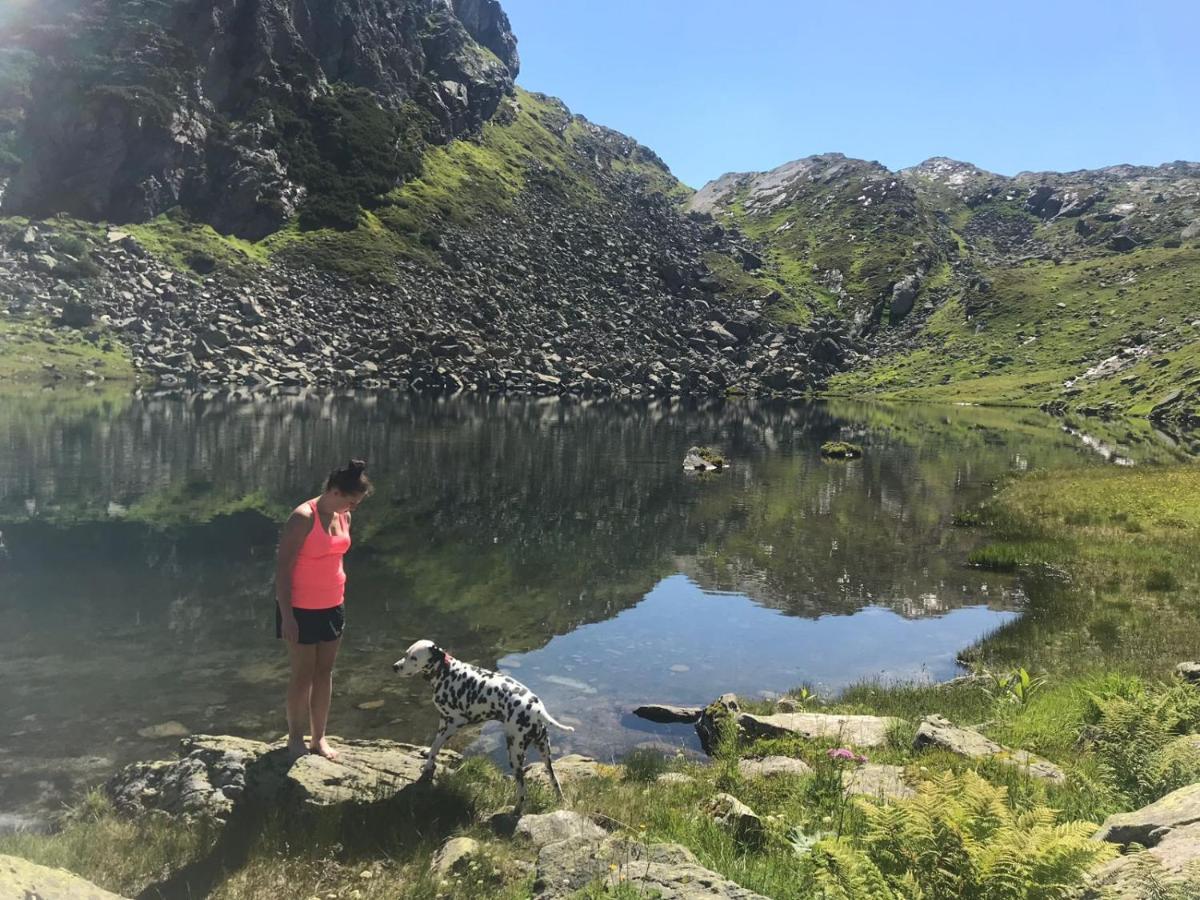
0,0,1198,427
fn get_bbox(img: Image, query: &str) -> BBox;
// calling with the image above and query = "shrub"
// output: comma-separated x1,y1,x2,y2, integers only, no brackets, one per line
1085,681,1200,806
256,88,432,231
621,748,670,783
798,771,1117,899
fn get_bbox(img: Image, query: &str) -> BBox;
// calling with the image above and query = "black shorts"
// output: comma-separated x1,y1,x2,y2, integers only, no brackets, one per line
276,604,345,644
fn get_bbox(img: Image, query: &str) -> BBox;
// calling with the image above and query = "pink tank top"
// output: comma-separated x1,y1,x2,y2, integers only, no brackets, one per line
290,500,351,610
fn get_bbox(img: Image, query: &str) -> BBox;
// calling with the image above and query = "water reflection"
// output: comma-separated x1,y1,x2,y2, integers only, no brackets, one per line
0,389,1185,820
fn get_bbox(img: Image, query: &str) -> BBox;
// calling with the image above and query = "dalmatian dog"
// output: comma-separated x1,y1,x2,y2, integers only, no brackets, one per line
393,639,575,811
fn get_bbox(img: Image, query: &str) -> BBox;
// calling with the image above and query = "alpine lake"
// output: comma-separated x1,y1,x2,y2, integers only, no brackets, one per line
0,387,1193,826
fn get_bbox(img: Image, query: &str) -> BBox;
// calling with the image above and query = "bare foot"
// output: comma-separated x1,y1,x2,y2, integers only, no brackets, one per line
287,739,309,762
309,736,339,760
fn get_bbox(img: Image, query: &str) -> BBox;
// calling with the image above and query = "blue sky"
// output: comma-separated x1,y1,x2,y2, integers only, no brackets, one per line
502,0,1200,188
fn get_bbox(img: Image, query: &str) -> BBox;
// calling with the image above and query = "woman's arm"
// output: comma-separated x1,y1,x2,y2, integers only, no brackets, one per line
275,509,310,641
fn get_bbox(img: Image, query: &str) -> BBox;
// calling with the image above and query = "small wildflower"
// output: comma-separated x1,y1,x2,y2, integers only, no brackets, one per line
827,747,856,761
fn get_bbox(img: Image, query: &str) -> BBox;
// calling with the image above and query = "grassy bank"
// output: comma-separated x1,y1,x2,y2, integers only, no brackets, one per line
0,315,134,382
5,464,1200,897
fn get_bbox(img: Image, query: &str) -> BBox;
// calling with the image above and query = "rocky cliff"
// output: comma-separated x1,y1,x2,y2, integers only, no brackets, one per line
1,0,518,236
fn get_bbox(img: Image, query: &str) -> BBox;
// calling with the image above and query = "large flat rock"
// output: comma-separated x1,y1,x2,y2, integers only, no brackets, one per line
1085,823,1200,897
534,836,769,899
913,715,1065,782
1094,782,1200,846
515,811,606,848
0,854,129,899
523,754,615,787
737,756,814,779
107,734,459,821
845,763,915,800
737,712,900,748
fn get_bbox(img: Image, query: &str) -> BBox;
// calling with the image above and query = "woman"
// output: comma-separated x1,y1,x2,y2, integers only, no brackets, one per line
275,459,372,760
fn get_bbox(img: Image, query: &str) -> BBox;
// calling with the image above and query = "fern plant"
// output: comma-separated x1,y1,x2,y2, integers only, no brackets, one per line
798,771,1117,899
1085,681,1200,805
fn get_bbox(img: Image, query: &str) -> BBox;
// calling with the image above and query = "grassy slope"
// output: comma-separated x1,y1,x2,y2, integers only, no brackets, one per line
829,247,1200,414
699,165,953,328
261,87,679,280
0,316,133,381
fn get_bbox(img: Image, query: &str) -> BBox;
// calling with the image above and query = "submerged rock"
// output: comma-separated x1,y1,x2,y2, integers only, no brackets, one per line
913,715,1065,782
819,440,864,460
683,446,727,471
0,854,129,899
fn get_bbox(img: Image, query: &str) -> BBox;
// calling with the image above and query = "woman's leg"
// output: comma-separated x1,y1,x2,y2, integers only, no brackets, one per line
286,640,317,759
309,637,342,759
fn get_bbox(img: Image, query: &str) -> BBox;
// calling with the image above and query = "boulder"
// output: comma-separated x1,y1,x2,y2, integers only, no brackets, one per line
695,693,742,755
706,793,765,847
523,754,613,787
738,712,899,749
107,734,458,822
0,854,129,899
1094,782,1200,847
431,836,483,876
819,440,863,459
913,715,1065,782
889,274,920,323
535,837,769,899
1085,822,1200,897
682,447,726,471
108,734,263,822
737,756,814,779
515,810,606,848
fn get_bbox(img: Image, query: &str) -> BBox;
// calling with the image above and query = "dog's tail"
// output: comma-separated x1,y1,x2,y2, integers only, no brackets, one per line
540,709,576,732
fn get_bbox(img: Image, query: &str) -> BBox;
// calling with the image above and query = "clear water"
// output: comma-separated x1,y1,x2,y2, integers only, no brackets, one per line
0,389,1182,821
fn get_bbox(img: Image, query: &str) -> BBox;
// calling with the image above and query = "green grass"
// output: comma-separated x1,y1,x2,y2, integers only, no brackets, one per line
264,87,677,281
125,210,269,277
829,246,1200,416
961,465,1200,676
700,159,954,325
0,315,134,382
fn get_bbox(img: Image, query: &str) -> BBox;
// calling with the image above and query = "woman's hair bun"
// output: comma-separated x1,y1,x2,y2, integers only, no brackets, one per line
327,458,373,496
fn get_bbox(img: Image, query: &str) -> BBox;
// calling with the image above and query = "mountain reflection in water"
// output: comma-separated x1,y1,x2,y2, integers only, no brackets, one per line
0,389,1184,820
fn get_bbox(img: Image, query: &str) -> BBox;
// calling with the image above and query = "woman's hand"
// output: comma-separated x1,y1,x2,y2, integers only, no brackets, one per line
280,611,300,644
